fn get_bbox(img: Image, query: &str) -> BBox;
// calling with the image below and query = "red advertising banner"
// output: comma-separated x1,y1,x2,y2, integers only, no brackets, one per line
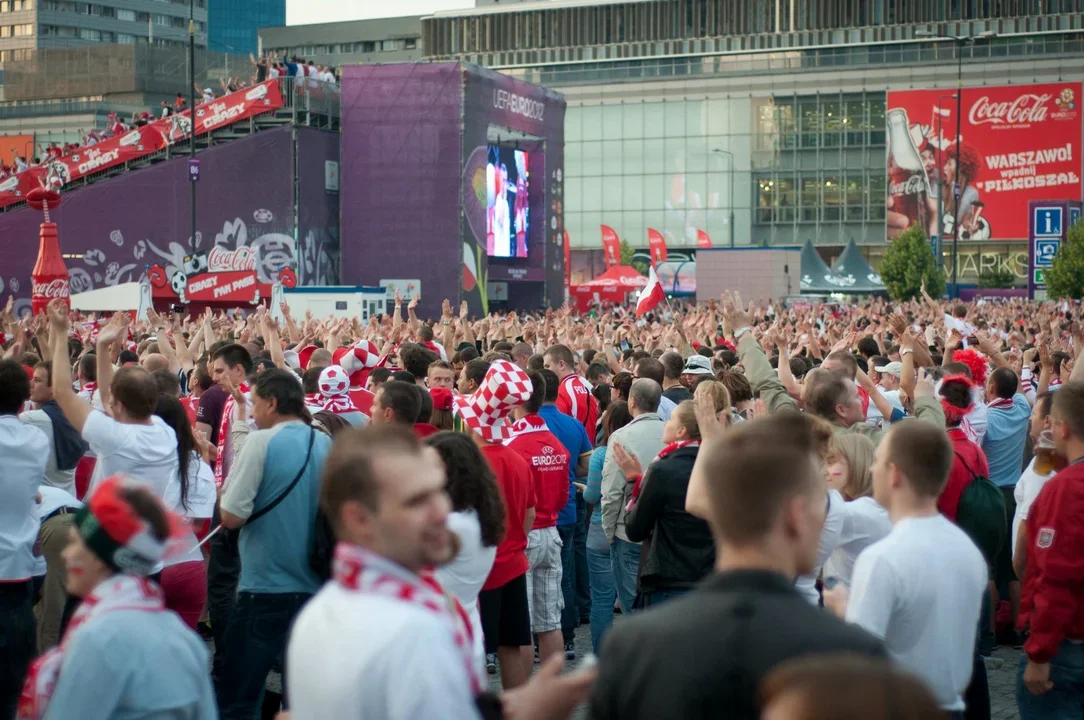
647,227,668,263
146,244,297,305
0,80,285,209
696,228,712,249
600,224,621,268
886,82,1083,242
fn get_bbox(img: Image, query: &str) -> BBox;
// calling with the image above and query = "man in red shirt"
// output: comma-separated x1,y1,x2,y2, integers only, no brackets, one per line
543,343,598,434
937,375,990,523
453,360,536,690
1018,382,1084,711
505,369,571,665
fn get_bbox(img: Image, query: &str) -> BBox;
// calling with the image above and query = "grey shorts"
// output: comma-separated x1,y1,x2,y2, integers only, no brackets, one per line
525,526,564,633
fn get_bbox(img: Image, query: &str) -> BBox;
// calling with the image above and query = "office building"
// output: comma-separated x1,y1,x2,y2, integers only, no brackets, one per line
259,15,423,67
417,0,1084,285
209,0,283,55
0,0,208,66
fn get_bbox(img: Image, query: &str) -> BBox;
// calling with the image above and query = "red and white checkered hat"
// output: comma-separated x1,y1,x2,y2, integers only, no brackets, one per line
333,339,379,387
452,359,533,444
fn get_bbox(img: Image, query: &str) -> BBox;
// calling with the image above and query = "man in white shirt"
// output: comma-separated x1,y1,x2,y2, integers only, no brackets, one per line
287,425,594,720
0,359,49,718
825,420,987,714
46,306,178,499
867,360,905,428
21,361,86,495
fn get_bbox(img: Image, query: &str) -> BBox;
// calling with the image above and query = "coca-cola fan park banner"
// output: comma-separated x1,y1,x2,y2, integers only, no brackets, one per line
886,82,1082,242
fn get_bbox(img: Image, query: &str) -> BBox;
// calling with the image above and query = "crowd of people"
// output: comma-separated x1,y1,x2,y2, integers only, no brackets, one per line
0,287,1081,720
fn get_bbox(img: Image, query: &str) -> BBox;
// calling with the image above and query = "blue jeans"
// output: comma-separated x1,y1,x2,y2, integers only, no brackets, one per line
558,523,577,645
1017,640,1084,719
610,537,641,615
586,523,615,653
640,588,690,609
216,591,312,719
574,492,591,620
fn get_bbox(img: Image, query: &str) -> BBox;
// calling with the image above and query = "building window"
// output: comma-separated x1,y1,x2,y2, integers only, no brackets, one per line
117,8,134,20
78,26,99,39
0,25,9,35
0,2,8,11
153,13,169,26
404,37,417,49
117,32,134,43
360,40,375,52
381,39,397,51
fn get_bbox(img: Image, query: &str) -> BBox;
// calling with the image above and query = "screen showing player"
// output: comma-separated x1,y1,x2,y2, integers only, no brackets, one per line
486,146,529,259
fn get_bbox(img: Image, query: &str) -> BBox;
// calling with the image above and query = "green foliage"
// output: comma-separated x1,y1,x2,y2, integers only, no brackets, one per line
878,224,945,301
619,239,635,266
1044,220,1084,300
977,266,1016,290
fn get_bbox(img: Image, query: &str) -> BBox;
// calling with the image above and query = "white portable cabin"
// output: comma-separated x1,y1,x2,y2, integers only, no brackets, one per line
281,285,387,321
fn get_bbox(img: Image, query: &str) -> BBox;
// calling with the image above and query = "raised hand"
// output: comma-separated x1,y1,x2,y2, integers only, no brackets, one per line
914,368,935,399
47,299,70,332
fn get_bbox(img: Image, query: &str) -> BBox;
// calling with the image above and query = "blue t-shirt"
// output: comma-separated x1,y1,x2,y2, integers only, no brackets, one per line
539,404,592,526
982,393,1031,488
236,424,331,594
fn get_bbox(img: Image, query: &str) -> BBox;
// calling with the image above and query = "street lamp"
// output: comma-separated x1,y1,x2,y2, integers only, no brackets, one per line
915,29,996,297
189,0,197,252
711,148,736,247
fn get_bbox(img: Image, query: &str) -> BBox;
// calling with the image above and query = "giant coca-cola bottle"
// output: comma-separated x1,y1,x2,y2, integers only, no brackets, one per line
887,108,931,234
28,188,70,315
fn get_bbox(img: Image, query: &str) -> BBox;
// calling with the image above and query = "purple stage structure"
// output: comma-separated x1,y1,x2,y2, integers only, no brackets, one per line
339,62,566,318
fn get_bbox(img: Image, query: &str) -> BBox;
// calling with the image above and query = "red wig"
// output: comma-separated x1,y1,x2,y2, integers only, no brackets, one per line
939,374,975,426
951,348,988,386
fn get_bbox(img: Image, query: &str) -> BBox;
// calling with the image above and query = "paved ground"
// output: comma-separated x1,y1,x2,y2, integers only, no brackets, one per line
486,623,1025,720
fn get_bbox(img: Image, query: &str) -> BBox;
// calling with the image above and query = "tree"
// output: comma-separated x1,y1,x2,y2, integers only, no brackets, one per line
977,266,1016,289
878,224,945,301
619,239,635,266
1044,220,1084,300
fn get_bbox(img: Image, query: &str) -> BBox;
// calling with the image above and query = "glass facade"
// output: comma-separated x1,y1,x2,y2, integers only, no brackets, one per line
208,0,283,54
564,91,891,252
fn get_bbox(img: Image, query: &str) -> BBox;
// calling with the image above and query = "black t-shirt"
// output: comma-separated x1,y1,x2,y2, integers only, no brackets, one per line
663,385,693,405
196,384,227,444
256,62,268,82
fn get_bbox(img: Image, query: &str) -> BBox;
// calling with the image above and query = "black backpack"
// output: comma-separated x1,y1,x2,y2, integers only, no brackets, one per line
308,411,354,581
954,452,1007,566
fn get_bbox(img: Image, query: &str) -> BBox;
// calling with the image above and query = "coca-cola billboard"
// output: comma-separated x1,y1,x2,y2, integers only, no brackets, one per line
886,82,1082,242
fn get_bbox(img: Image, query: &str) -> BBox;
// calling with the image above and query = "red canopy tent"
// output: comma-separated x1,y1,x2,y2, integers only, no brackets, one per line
570,265,647,312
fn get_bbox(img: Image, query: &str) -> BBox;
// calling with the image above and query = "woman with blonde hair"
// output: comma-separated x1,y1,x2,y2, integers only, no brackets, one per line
822,433,891,587
692,380,733,426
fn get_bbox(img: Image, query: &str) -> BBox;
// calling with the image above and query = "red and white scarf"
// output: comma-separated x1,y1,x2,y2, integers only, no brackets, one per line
214,382,250,487
18,575,164,720
627,440,700,511
77,381,97,402
322,393,359,416
987,397,1015,411
505,413,548,442
332,543,482,695
304,393,323,412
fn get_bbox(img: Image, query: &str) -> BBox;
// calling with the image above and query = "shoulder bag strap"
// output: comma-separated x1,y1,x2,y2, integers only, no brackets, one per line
247,428,316,524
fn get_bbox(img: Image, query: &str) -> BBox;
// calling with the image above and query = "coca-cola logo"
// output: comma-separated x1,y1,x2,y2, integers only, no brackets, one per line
32,278,70,299
889,174,927,196
969,94,1052,126
208,245,256,272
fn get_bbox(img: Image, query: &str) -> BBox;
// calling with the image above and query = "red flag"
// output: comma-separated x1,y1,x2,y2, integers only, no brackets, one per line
636,265,666,317
600,225,621,268
647,228,668,263
563,229,571,289
696,229,712,248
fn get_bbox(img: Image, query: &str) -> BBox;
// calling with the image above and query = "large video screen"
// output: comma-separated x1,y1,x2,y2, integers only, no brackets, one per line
486,146,529,258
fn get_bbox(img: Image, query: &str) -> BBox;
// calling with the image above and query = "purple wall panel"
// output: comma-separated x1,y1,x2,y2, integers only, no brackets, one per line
0,126,338,316
339,63,465,319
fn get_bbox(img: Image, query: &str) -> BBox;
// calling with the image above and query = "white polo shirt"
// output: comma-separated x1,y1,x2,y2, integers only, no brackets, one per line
0,415,49,580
